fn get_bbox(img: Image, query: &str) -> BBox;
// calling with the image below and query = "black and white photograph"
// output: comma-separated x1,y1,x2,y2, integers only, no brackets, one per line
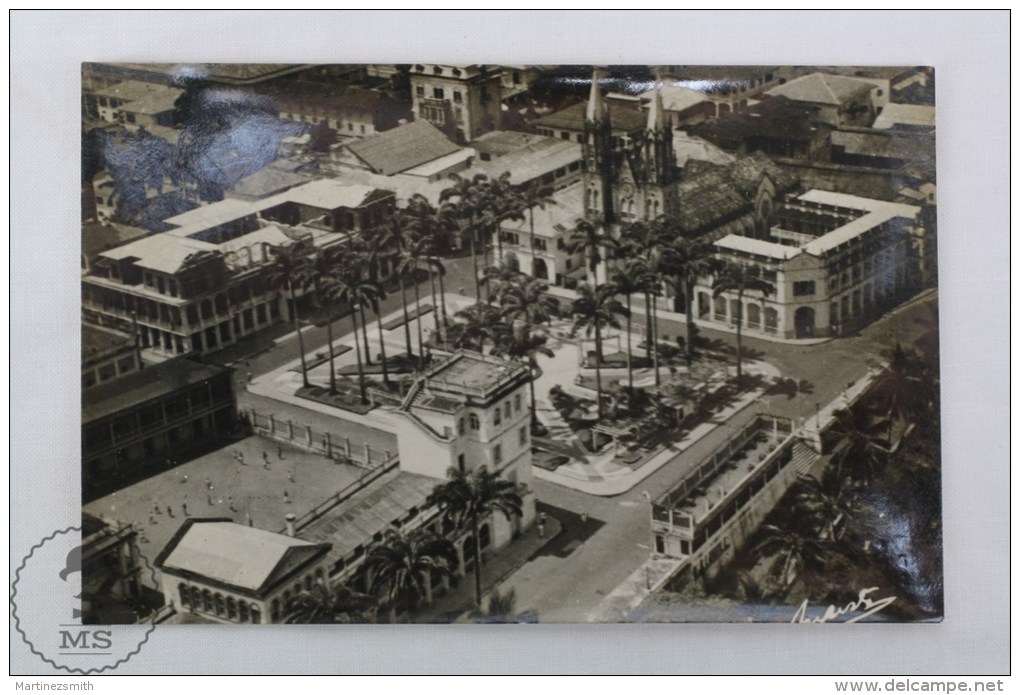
10,10,1011,679
78,61,942,625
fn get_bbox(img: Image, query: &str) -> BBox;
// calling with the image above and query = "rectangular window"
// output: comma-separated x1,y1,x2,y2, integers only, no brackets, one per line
494,407,501,426
415,86,425,97
505,402,512,420
514,393,522,413
793,281,816,297
519,426,527,447
561,131,570,140
433,87,445,99
453,91,462,103
493,444,502,466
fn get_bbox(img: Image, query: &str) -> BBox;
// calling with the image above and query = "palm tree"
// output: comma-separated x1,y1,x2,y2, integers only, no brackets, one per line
481,172,524,265
482,253,523,305
754,523,833,596
789,470,855,542
406,195,448,337
449,302,506,354
570,283,629,420
426,465,524,609
712,260,775,382
828,407,893,485
491,326,554,431
620,218,667,363
499,273,559,330
282,581,377,624
397,234,431,361
661,236,718,365
363,528,457,622
329,271,382,405
518,182,557,278
265,243,314,387
440,173,490,301
566,217,619,290
374,210,415,359
312,246,345,394
608,259,647,391
477,587,519,624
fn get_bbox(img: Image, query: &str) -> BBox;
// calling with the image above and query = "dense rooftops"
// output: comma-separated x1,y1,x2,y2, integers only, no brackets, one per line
346,120,461,175
766,72,877,105
535,101,646,133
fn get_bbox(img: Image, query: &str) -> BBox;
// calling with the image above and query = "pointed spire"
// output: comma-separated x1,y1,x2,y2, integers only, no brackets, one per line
586,68,605,123
647,84,666,131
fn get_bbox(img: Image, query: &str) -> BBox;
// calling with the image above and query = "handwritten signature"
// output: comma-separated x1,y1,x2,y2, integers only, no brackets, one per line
791,587,896,624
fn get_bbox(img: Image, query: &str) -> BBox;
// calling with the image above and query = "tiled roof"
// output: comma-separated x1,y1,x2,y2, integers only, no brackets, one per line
346,121,461,175
691,96,823,144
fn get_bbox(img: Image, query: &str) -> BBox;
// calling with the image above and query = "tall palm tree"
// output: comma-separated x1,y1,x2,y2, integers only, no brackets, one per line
265,243,314,387
363,528,457,622
406,195,447,337
566,217,619,290
480,172,523,264
330,271,382,405
396,234,431,362
374,210,415,358
312,246,346,394
440,173,490,301
426,465,524,609
491,326,554,432
789,470,855,543
283,581,377,624
570,283,629,420
620,218,667,363
608,259,647,391
828,407,893,485
518,182,557,278
712,260,775,382
661,236,718,365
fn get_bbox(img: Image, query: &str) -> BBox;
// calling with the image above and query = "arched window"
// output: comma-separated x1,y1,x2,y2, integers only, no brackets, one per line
458,418,465,435
271,598,281,621
250,604,261,624
191,586,202,610
226,597,237,620
469,414,479,430
505,402,512,420
494,408,501,426
239,601,249,623
178,583,190,607
202,589,212,612
214,593,225,615
304,576,313,590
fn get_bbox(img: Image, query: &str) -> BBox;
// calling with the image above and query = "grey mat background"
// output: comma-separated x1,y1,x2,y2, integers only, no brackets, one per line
9,10,1010,675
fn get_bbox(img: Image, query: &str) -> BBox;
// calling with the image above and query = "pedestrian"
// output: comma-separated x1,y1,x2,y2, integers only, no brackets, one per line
537,520,545,538
284,490,292,504
238,451,245,465
247,371,254,383
288,469,295,484
149,515,156,525
207,494,213,506
206,477,213,490
539,511,547,525
166,505,173,518
278,445,284,460
580,512,589,525
154,504,161,515
262,451,269,464
182,474,189,484
182,503,188,516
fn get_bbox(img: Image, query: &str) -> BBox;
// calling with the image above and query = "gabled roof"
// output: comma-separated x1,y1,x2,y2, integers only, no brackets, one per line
256,179,386,211
638,85,708,113
346,120,461,175
156,519,330,595
673,131,735,168
766,72,877,106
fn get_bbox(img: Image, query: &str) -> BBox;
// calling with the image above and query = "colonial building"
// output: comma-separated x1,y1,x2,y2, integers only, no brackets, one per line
82,357,236,500
409,64,502,143
275,84,410,138
765,72,882,128
156,518,332,624
82,323,141,390
82,181,394,358
694,190,927,340
81,513,148,624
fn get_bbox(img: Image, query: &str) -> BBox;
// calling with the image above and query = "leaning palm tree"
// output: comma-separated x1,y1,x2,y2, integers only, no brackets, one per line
608,259,648,391
265,242,315,387
283,581,378,624
426,465,524,609
712,260,775,382
363,528,457,623
491,326,554,432
397,234,432,362
570,283,629,420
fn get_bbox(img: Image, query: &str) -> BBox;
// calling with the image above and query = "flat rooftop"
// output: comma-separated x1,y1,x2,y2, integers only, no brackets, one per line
422,351,530,398
82,323,134,363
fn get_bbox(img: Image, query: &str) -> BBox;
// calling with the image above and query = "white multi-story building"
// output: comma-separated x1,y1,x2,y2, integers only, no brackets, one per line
694,190,928,340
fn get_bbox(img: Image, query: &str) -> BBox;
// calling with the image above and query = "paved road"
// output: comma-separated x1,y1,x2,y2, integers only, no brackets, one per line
496,291,939,622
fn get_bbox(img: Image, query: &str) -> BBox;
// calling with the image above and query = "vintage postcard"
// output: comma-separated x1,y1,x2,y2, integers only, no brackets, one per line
15,61,942,673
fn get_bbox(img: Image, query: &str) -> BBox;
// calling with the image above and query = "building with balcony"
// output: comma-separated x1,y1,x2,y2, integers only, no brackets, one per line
82,356,236,500
82,323,141,391
80,513,149,624
409,64,502,143
650,416,819,583
692,190,927,340
90,80,183,125
156,518,332,625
